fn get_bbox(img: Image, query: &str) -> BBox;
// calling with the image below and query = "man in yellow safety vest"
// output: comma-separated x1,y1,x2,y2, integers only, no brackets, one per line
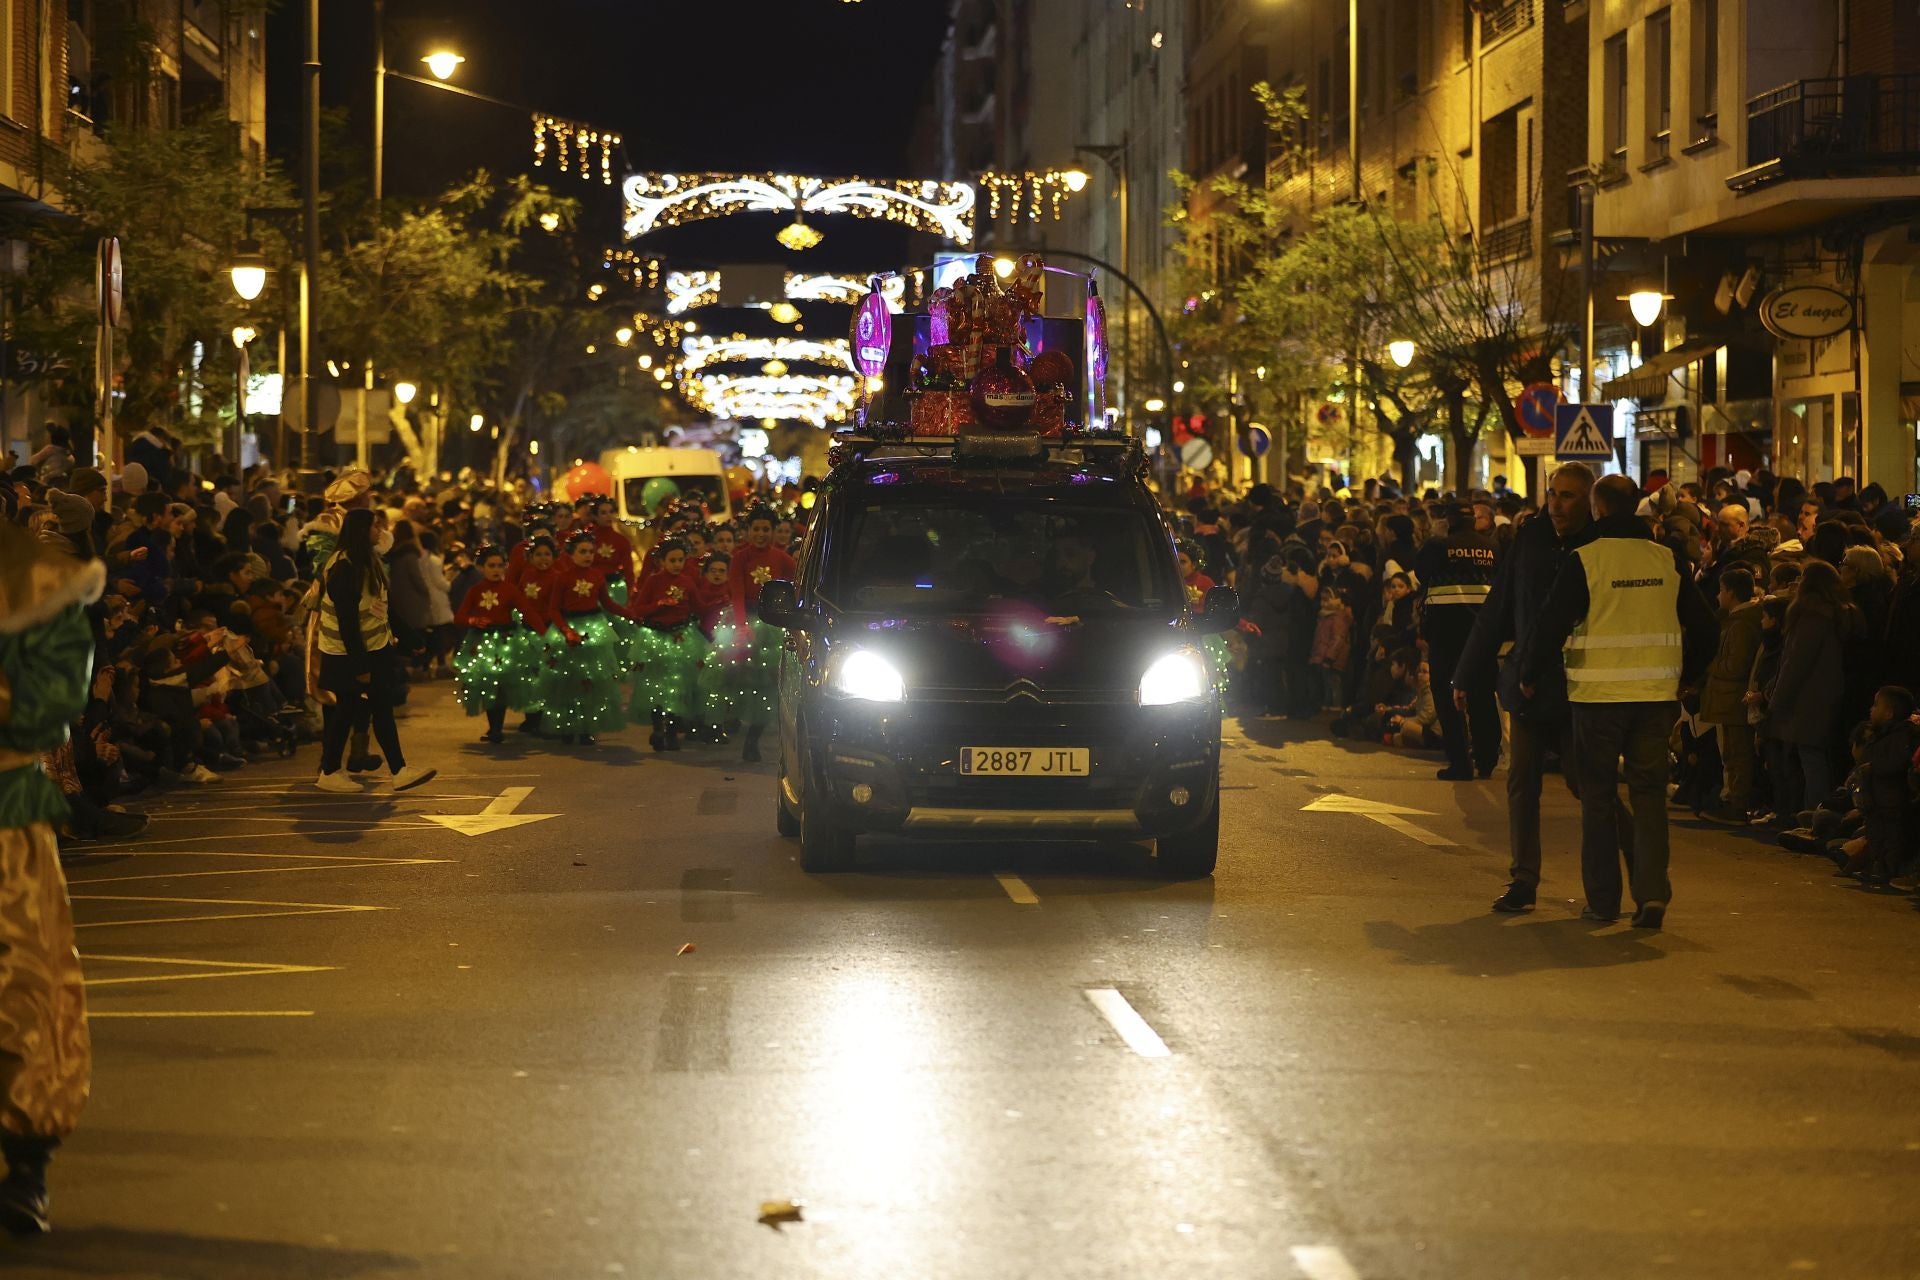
1518,474,1718,930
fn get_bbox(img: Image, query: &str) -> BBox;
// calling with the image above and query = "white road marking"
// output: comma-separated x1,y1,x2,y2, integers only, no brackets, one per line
1084,988,1170,1058
1290,1244,1361,1280
87,1010,315,1019
994,873,1039,905
424,786,562,836
1300,793,1454,846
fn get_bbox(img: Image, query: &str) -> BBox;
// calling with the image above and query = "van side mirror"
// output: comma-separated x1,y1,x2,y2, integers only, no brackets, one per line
1196,585,1239,635
758,580,803,630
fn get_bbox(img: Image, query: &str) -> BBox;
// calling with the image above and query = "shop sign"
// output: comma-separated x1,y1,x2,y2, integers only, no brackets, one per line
1759,284,1853,341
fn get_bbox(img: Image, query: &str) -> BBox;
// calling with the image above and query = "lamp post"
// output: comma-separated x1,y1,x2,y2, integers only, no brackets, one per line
302,0,321,470
231,205,303,467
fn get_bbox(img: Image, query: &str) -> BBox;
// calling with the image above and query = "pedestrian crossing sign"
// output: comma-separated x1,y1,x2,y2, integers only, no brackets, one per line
1554,403,1615,460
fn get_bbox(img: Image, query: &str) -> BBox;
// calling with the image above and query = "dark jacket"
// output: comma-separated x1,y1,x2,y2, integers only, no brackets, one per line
1517,513,1719,698
1454,513,1596,722
1765,602,1857,746
1699,598,1763,725
1859,718,1920,815
385,545,433,631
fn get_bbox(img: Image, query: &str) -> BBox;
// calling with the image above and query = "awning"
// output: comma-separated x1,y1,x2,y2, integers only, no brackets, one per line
1599,342,1724,402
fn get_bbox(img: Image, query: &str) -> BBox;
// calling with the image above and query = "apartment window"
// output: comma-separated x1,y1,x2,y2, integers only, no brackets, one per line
1646,8,1672,161
1603,31,1629,166
1460,0,1475,62
1392,0,1420,100
1689,0,1719,142
1483,108,1519,226
0,0,14,122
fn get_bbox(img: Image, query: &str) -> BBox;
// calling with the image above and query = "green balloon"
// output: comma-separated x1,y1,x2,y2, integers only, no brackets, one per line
640,476,680,512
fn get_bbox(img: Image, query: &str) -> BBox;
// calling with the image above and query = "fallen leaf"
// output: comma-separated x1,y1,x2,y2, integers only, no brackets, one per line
573,860,588,867
758,1199,804,1227
677,942,696,956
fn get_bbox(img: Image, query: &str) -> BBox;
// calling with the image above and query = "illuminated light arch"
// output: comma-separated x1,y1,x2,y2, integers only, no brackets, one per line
623,172,977,244
678,334,852,377
784,272,906,310
663,270,721,315
681,373,860,428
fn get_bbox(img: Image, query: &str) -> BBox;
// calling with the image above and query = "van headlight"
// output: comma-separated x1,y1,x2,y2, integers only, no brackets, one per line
1138,650,1208,706
833,649,905,702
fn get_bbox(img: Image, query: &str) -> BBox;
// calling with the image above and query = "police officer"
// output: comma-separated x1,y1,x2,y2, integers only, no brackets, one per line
1453,463,1632,913
1415,502,1501,780
1519,474,1717,929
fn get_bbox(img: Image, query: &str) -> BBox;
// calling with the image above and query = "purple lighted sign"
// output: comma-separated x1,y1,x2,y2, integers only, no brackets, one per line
1085,294,1108,384
852,291,892,379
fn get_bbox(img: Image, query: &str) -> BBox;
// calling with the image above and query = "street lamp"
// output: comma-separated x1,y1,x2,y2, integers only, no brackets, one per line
1388,339,1416,369
1060,168,1090,193
469,412,485,432
393,380,418,406
422,50,465,80
615,326,634,346
229,239,267,301
1625,287,1670,328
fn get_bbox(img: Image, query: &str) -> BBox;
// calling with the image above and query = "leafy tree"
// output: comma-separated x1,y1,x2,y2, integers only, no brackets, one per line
9,117,291,447
1168,81,1573,494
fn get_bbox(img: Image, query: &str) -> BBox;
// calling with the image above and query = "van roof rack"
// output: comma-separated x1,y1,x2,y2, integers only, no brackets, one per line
828,430,1144,476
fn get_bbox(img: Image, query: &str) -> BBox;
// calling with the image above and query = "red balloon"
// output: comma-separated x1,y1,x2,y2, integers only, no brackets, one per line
560,461,612,502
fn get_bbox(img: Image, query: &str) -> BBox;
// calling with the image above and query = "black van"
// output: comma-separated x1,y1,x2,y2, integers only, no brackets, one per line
758,433,1237,876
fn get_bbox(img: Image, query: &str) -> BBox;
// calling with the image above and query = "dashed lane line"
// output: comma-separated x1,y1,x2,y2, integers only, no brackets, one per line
994,873,1040,905
1289,1244,1362,1280
1084,987,1171,1058
67,851,452,888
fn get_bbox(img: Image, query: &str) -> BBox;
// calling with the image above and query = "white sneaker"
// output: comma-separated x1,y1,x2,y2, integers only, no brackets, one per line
186,764,221,784
390,764,437,792
315,770,362,793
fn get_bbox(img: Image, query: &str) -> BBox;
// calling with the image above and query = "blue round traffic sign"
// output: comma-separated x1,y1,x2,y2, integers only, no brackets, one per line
1517,382,1560,438
1236,424,1271,458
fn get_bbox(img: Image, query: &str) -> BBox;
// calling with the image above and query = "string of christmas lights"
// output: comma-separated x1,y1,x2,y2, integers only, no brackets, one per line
978,168,1088,223
533,114,623,186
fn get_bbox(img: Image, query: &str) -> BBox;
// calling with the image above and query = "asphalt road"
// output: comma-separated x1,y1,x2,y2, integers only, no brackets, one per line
9,685,1920,1279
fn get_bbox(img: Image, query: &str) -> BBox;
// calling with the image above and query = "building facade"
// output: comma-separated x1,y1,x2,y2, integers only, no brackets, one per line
1587,0,1920,490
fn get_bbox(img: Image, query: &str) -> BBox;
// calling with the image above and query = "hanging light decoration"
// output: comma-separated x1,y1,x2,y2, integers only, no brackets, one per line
776,217,824,252
624,172,976,243
532,114,622,186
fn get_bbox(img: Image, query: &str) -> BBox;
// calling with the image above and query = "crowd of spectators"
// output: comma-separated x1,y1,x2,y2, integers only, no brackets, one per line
6,425,537,847
1173,464,1920,894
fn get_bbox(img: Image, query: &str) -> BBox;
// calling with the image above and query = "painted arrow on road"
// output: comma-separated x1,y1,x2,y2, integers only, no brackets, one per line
425,786,560,837
1301,793,1454,846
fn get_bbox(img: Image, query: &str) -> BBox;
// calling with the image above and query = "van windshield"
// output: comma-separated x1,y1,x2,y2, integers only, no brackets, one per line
623,474,725,518
823,492,1178,617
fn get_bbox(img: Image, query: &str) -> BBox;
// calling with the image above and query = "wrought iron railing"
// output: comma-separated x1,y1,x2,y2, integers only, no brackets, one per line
1483,0,1536,42
1480,217,1532,267
1746,73,1920,174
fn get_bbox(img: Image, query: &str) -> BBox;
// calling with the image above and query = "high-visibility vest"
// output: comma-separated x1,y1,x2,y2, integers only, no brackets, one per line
1562,538,1683,703
315,553,394,656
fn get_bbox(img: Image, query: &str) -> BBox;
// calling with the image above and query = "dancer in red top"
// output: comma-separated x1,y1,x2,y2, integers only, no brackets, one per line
629,538,706,751
729,508,794,762
453,547,549,743
535,530,637,745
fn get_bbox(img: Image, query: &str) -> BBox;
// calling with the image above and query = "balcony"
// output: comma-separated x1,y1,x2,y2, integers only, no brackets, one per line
1482,0,1536,44
1731,73,1920,191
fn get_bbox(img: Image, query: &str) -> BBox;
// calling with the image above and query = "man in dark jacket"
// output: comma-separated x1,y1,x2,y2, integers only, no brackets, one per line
1454,462,1626,912
1519,474,1719,929
1415,503,1500,779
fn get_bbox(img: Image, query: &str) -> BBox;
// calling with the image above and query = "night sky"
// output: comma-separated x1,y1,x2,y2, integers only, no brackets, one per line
266,1,955,275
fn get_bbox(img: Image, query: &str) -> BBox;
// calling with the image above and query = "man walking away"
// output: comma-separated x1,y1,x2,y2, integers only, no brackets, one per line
1519,475,1718,929
1416,502,1501,780
1453,463,1630,913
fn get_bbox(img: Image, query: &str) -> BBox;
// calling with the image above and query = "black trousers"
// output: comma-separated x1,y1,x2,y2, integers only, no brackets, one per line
1567,700,1676,914
1425,607,1499,772
318,652,406,775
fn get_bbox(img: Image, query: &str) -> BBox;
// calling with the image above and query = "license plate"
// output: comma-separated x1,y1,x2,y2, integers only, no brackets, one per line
959,747,1090,777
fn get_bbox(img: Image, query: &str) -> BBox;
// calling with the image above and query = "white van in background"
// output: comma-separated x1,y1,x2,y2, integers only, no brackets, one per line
603,447,732,528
